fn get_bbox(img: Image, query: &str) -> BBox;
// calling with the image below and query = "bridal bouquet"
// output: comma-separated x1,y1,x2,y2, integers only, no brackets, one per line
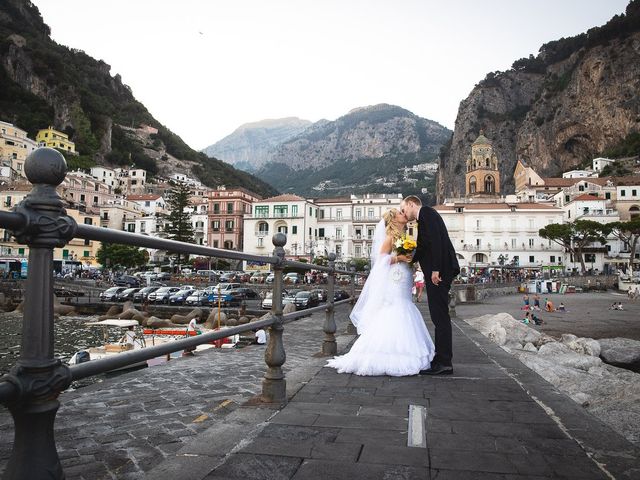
394,233,417,256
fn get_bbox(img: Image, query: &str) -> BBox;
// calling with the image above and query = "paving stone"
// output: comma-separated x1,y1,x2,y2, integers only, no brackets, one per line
359,443,429,467
205,453,303,480
334,427,408,447
309,442,361,462
313,413,407,431
430,448,518,474
240,436,313,458
270,411,319,426
291,459,428,480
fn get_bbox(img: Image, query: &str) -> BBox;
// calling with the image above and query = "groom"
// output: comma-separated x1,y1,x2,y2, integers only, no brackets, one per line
400,195,459,375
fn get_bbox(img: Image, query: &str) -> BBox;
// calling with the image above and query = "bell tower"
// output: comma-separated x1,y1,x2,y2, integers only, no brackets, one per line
465,130,500,197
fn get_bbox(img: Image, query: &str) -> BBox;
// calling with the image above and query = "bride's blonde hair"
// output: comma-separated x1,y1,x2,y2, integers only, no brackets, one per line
383,208,404,242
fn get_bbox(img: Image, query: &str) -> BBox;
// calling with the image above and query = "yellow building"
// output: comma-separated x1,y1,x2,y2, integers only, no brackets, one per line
36,126,77,155
0,121,38,177
465,131,501,198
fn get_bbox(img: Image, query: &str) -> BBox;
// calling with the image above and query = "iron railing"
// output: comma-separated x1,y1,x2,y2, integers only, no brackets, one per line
0,148,366,480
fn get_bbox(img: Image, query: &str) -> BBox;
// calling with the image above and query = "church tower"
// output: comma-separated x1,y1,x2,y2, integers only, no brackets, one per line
465,130,501,198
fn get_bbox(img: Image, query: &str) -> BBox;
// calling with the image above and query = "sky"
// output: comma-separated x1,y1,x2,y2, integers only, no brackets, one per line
34,0,629,151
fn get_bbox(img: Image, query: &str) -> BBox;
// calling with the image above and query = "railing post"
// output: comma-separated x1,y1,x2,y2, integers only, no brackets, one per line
345,260,357,335
261,233,287,405
1,148,75,480
322,253,337,355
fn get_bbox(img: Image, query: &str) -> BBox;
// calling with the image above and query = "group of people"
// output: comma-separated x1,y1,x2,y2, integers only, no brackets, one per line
610,302,625,311
327,195,459,377
522,294,565,313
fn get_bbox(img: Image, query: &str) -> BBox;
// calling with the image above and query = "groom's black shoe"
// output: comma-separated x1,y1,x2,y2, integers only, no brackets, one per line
419,364,453,375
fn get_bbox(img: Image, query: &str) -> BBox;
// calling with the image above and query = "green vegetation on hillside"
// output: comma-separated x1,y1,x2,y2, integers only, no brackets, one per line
603,131,640,159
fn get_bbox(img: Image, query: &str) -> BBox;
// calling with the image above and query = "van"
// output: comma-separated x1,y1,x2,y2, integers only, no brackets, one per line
197,270,218,281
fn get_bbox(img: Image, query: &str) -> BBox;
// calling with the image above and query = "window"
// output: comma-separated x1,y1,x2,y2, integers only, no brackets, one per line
605,192,611,200
140,222,146,233
368,208,374,219
579,185,584,192
255,206,268,217
227,202,233,213
633,190,638,197
469,176,477,194
127,224,135,232
355,228,362,239
529,255,535,263
224,241,233,250
318,228,325,238
258,222,269,235
528,239,534,248
367,227,375,239
513,255,519,266
355,245,362,257
62,249,69,259
131,180,137,185
621,190,626,197
335,245,342,258
476,238,481,246
225,220,234,232
274,205,288,217
484,175,495,193
277,225,288,234
257,237,264,247
18,248,24,255
565,195,570,203
83,250,90,258
213,203,220,213
292,225,298,234
84,218,93,225
475,219,480,229
355,209,362,220
309,207,312,216
103,212,109,220
292,205,298,217
80,194,85,202
212,220,220,231
550,256,556,263
336,228,342,239
213,240,219,248
145,201,151,207
336,209,342,220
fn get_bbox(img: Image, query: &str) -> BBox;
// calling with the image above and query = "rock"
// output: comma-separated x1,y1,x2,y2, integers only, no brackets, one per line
13,300,24,313
488,323,507,346
466,313,541,346
226,318,238,327
119,307,146,323
122,300,134,312
238,316,250,325
282,303,296,315
52,295,75,316
523,342,538,352
599,338,640,368
206,311,227,329
171,308,204,325
560,334,601,357
98,305,121,320
146,317,175,328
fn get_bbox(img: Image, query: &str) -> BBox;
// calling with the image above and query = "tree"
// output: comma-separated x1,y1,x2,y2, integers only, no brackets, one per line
539,220,608,273
163,180,195,267
96,243,148,270
606,217,640,275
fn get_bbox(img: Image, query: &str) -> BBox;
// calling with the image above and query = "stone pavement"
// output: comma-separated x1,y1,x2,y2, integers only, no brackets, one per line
2,300,640,479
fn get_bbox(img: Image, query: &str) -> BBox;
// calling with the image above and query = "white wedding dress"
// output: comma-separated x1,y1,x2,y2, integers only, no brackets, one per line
327,220,435,376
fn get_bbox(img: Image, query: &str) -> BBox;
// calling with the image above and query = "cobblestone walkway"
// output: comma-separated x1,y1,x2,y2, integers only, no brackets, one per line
0,309,354,479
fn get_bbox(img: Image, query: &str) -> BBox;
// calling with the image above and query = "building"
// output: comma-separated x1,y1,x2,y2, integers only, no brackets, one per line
90,166,118,188
593,157,615,173
436,202,566,276
243,194,318,260
36,127,76,155
315,193,404,263
465,131,500,198
187,201,209,246
0,121,38,178
170,173,201,187
115,168,147,195
208,187,261,251
614,177,640,220
99,198,144,231
59,171,115,209
562,169,597,179
126,194,166,216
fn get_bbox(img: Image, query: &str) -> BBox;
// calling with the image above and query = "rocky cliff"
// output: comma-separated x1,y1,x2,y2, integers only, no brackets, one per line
439,1,640,200
255,104,451,197
202,117,311,171
0,0,278,197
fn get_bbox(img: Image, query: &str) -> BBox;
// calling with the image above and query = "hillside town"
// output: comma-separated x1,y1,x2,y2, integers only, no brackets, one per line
1,120,638,280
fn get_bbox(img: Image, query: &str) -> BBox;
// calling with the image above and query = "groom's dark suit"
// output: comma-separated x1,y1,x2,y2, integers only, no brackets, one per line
413,206,460,367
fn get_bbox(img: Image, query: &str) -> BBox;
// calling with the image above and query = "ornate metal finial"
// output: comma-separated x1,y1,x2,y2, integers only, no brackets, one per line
272,233,287,248
12,147,76,248
24,147,68,186
328,253,336,262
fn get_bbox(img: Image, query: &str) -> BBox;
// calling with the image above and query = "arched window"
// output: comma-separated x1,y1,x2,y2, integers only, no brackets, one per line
485,158,490,167
224,240,233,250
469,176,477,194
257,222,269,235
630,205,640,219
484,175,495,193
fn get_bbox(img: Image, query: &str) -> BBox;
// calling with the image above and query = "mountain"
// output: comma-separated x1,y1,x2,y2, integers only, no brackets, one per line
0,0,278,197
438,0,640,200
254,104,452,198
202,117,312,171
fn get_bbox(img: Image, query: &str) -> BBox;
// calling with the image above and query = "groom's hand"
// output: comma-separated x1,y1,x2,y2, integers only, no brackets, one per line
431,271,441,286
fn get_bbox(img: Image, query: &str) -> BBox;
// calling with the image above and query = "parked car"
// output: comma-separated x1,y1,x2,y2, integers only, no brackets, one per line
334,290,351,301
265,273,275,284
148,286,181,304
114,275,141,288
209,290,245,306
230,287,260,300
219,272,239,282
196,270,218,281
208,283,243,294
185,290,210,306
338,274,352,285
284,273,301,284
133,286,159,303
261,291,288,310
116,287,140,302
294,291,320,309
310,288,328,302
283,289,303,305
99,287,127,302
250,272,270,284
169,287,196,305
156,272,171,281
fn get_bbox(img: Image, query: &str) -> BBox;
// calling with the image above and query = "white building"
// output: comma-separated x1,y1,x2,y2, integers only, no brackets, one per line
187,201,209,246
562,169,596,179
615,177,640,220
126,194,166,216
170,173,201,187
90,166,118,188
314,193,404,264
243,194,318,261
435,202,566,275
593,157,615,173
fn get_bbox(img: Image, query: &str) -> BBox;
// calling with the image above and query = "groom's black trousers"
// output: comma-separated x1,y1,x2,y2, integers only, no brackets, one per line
425,281,453,367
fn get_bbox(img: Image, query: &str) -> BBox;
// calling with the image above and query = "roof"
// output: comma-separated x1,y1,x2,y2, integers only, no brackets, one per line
126,194,162,201
540,176,611,188
261,194,306,202
614,176,640,187
313,196,351,203
572,194,603,202
472,131,492,146
435,202,560,211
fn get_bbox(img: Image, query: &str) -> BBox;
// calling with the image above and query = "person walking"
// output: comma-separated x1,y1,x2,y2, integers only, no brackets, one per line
401,195,459,375
414,267,425,303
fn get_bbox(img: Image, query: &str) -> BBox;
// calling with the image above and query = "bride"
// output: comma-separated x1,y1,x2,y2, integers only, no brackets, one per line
327,208,435,376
